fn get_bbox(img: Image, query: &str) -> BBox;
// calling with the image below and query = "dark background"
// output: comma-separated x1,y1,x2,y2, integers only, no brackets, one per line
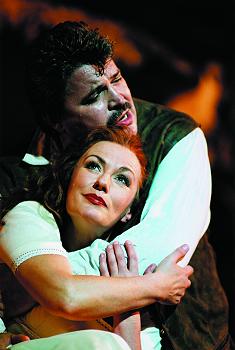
0,0,234,154
0,0,235,338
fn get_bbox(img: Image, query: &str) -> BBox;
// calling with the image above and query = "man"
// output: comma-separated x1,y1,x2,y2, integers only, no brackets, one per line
0,21,232,349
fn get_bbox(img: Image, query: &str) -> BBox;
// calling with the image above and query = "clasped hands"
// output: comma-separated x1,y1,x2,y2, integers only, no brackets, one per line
99,240,193,305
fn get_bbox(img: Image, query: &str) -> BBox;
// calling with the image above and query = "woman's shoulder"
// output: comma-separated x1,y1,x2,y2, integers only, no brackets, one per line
4,201,57,229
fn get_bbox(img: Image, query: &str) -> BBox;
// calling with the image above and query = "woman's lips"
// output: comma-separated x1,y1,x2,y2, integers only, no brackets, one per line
84,194,107,207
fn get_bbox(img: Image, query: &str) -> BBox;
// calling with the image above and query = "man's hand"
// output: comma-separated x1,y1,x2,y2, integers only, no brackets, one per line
153,244,194,305
0,333,30,350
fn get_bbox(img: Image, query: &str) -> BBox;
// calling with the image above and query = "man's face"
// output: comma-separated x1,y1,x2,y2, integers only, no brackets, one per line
64,60,137,134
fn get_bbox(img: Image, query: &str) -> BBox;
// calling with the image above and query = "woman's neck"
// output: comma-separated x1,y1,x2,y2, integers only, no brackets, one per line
63,217,109,252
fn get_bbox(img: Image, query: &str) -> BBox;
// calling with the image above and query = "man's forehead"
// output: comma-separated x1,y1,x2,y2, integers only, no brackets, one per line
72,60,118,82
72,65,101,83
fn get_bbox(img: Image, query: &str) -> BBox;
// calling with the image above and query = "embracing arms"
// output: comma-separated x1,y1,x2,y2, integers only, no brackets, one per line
14,243,192,321
0,128,207,327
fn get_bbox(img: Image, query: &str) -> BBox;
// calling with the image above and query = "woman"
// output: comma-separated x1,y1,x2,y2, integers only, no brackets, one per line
0,126,193,350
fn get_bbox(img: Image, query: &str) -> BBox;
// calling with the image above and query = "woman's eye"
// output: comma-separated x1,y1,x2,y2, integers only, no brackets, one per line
115,174,130,187
85,161,101,172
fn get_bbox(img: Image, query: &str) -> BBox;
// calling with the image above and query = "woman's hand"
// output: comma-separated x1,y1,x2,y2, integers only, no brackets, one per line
152,244,194,305
0,333,30,350
99,240,142,350
99,240,139,277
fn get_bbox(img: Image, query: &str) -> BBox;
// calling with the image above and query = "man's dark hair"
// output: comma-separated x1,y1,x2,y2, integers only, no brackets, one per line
26,21,113,132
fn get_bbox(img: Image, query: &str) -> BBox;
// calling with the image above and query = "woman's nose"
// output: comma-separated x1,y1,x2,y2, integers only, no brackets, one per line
92,175,110,193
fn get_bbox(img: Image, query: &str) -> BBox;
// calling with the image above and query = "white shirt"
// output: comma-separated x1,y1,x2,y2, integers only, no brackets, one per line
0,127,211,349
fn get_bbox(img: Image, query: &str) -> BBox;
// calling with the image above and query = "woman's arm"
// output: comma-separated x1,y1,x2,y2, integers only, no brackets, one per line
0,192,193,322
15,244,192,321
99,241,142,350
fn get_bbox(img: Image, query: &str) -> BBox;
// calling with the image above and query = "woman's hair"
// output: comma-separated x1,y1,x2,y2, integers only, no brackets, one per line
79,126,147,188
0,126,147,230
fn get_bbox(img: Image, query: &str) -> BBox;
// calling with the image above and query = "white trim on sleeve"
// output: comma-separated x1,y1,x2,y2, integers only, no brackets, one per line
22,153,49,165
0,201,67,272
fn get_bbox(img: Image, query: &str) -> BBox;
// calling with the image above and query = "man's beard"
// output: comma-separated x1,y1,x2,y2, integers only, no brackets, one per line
107,102,131,126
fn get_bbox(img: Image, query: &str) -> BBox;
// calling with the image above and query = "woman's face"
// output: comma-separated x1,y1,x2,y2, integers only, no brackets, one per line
66,141,141,238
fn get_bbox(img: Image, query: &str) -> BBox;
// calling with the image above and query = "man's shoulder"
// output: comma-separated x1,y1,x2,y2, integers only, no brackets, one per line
0,156,27,196
0,156,25,179
134,97,200,162
0,156,49,197
134,97,198,129
134,97,198,138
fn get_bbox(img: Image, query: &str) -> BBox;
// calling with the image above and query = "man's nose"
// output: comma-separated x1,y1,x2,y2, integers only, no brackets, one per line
108,86,125,108
92,174,110,193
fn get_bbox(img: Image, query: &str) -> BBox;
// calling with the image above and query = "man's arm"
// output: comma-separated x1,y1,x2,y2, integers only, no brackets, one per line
0,202,192,321
69,127,211,274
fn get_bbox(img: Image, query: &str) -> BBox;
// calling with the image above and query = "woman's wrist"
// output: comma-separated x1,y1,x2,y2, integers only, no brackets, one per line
113,310,140,328
113,311,141,350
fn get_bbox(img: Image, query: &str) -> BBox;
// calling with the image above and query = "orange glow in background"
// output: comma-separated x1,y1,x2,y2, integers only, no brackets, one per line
0,0,224,139
0,0,142,65
167,63,223,136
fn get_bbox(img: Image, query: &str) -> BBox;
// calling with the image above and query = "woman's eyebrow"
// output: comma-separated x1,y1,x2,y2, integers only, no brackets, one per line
85,155,135,176
118,166,135,176
84,154,105,165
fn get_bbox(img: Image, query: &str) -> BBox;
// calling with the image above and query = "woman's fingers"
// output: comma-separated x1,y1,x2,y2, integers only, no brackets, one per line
124,241,138,274
99,252,110,277
113,241,128,274
106,244,119,276
99,241,140,277
100,243,125,277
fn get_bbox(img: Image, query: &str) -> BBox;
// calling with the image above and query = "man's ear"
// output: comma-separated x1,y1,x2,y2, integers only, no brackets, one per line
120,207,132,223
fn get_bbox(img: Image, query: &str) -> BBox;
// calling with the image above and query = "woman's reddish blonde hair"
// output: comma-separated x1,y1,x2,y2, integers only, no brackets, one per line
82,126,147,188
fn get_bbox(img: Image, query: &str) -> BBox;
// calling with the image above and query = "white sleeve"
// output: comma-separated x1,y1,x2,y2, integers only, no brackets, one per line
0,319,6,333
69,127,211,275
0,201,67,273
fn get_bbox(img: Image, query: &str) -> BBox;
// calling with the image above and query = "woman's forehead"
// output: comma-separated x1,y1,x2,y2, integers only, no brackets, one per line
81,141,141,175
